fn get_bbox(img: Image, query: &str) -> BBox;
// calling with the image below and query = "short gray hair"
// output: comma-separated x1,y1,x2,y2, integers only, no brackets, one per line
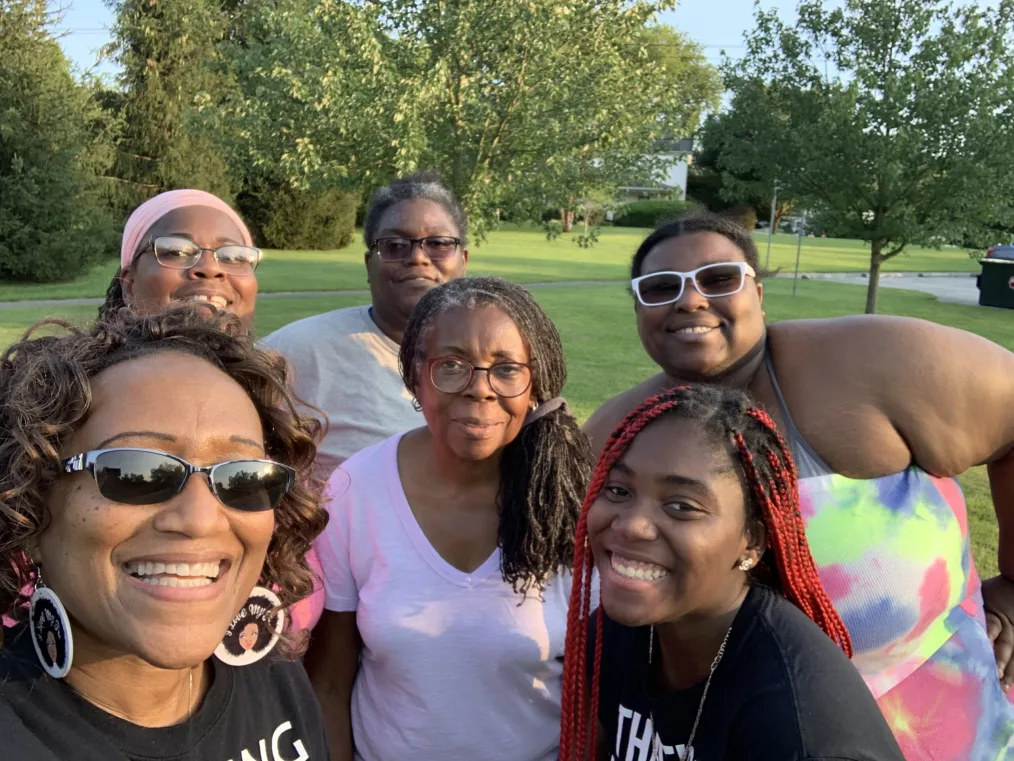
363,172,468,248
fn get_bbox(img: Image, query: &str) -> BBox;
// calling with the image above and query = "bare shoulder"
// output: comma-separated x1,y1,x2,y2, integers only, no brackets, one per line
771,315,1014,473
583,374,667,457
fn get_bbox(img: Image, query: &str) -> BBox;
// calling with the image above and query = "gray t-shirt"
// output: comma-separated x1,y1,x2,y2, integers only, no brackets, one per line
261,305,423,479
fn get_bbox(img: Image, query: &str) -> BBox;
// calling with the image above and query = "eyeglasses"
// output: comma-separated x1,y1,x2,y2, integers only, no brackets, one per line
372,236,461,262
141,236,262,274
427,357,534,398
62,448,295,512
631,262,757,307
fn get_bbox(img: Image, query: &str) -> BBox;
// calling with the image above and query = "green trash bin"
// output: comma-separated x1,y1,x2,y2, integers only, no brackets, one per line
977,246,1014,309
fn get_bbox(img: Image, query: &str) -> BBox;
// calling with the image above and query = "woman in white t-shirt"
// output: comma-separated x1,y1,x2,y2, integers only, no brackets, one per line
305,276,595,761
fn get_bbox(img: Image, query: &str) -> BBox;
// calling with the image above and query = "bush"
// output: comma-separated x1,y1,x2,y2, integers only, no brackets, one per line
612,199,694,228
238,183,360,250
721,205,758,232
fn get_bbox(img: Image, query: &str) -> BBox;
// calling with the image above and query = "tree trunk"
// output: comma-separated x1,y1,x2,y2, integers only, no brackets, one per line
865,241,884,314
561,208,574,233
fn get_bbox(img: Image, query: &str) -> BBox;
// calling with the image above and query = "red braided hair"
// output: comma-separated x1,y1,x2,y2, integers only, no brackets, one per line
559,385,852,761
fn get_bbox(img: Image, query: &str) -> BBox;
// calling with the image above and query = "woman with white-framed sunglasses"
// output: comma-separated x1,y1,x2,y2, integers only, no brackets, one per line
585,212,1014,761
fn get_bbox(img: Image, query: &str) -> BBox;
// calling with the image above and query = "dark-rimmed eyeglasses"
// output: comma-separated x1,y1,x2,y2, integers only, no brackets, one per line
140,236,262,275
62,448,295,512
631,262,757,307
427,357,534,398
372,236,461,262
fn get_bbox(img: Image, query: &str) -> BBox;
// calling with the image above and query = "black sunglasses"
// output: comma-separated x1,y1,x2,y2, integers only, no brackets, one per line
62,448,295,512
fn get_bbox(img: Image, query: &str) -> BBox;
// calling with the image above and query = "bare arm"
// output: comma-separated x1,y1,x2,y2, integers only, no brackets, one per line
304,611,361,761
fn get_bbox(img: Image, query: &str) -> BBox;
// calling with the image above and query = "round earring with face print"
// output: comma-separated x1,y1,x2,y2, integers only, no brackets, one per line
214,587,284,667
29,568,74,679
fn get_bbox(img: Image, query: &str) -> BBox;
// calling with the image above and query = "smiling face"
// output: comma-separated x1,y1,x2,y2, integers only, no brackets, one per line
587,416,764,629
35,352,274,670
365,199,468,338
238,621,259,651
635,232,764,380
121,206,258,329
415,305,532,462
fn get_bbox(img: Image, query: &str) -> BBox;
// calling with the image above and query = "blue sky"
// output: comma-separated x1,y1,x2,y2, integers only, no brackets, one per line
56,0,803,79
57,0,995,80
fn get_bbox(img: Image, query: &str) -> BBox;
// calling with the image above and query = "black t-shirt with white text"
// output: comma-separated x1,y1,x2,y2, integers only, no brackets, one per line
592,586,904,761
0,625,330,761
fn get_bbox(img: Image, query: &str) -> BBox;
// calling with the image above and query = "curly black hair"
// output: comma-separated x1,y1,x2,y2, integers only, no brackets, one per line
97,269,128,322
399,276,593,594
0,305,328,654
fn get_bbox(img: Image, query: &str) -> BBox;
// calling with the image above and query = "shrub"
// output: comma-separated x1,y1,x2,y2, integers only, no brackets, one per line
612,199,694,228
238,182,359,250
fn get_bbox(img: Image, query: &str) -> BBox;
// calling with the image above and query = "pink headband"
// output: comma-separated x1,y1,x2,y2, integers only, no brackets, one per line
120,189,253,270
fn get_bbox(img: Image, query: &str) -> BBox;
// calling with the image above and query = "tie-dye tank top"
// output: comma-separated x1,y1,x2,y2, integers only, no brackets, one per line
766,356,1014,760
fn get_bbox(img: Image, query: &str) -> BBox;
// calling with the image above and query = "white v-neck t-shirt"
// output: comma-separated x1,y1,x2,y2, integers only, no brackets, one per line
314,432,590,761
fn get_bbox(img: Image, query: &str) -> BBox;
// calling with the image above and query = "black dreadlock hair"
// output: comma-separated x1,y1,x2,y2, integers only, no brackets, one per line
98,269,128,321
399,276,593,594
631,211,762,281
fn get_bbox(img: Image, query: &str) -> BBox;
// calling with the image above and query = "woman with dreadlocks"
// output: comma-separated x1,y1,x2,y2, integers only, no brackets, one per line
586,213,1014,760
305,276,594,761
562,385,904,761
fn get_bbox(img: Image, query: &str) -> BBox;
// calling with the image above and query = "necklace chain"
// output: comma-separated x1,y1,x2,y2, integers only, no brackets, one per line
648,623,733,761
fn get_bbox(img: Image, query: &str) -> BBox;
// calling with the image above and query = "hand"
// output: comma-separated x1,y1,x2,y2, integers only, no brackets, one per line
982,575,1014,691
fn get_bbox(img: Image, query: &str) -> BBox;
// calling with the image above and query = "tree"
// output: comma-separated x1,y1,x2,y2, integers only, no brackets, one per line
718,0,1014,313
696,111,794,229
105,0,236,213
221,0,725,236
0,0,117,282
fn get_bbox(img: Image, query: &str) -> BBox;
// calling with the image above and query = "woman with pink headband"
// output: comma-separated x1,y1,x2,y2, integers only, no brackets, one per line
100,189,260,329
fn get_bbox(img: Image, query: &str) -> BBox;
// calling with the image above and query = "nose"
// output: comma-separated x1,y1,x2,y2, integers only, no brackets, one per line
189,250,226,280
673,275,709,312
462,368,498,401
152,474,228,537
612,503,660,542
403,240,433,267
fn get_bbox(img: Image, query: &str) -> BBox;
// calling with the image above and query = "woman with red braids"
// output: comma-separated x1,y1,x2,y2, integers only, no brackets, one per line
561,385,904,761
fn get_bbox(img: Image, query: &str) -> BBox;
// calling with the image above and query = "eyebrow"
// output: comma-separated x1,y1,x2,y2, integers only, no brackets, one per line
158,233,242,246
435,346,526,362
611,462,724,491
96,431,264,452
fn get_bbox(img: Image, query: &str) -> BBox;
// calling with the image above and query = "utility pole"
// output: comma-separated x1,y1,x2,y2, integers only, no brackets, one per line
765,180,779,270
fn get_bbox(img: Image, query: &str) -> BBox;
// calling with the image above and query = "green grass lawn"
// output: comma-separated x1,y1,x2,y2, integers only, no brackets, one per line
0,229,980,302
0,276,1002,578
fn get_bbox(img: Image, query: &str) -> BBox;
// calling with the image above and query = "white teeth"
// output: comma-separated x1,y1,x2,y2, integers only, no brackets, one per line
127,560,222,581
675,326,714,335
182,295,228,308
610,554,670,581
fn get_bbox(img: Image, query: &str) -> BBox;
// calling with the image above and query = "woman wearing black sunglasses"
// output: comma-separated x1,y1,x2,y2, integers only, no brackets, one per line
0,307,330,761
304,277,593,761
100,189,262,330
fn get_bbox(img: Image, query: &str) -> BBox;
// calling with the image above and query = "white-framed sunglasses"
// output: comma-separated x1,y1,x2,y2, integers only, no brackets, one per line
631,262,757,307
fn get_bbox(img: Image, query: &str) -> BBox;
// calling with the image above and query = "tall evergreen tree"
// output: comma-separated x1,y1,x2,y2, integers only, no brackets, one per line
106,0,235,210
0,0,117,282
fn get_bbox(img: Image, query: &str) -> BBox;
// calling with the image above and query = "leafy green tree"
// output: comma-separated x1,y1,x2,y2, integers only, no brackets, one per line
0,0,117,282
105,0,235,211
222,0,726,236
718,0,1014,312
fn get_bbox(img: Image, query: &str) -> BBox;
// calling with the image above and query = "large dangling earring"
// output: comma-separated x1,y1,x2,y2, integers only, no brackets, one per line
29,567,74,678
214,586,285,667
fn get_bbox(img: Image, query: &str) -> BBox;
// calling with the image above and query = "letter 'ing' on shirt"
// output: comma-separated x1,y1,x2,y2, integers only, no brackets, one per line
227,721,309,761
